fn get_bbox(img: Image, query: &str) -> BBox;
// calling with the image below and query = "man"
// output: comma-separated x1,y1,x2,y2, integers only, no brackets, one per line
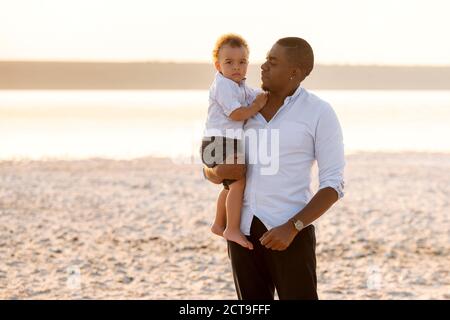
204,37,345,300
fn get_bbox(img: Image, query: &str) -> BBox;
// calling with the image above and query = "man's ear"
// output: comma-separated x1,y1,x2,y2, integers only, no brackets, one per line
214,61,221,72
293,67,305,81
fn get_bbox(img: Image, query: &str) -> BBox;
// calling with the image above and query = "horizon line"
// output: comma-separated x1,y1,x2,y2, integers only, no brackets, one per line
1,60,450,68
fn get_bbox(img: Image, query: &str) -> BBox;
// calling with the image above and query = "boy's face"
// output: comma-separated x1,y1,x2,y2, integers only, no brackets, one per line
215,45,249,84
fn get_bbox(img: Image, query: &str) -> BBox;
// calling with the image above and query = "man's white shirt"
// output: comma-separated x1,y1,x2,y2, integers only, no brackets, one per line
240,85,345,235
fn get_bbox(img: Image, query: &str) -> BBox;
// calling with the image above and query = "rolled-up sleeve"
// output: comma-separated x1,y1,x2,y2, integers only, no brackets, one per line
214,80,242,117
314,104,346,199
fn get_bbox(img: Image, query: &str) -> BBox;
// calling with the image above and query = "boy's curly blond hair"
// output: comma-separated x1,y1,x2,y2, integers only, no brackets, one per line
212,34,249,63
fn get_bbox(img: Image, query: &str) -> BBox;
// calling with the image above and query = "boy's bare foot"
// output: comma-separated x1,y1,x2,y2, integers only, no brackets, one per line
211,223,225,237
223,228,254,250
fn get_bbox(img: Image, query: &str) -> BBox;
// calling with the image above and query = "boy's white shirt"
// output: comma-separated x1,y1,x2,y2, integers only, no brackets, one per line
203,72,261,140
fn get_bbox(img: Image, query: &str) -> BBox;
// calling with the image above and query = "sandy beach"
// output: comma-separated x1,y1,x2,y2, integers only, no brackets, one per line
0,152,449,299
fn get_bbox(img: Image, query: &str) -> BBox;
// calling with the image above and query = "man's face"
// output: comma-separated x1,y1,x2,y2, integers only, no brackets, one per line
261,44,294,92
215,45,249,84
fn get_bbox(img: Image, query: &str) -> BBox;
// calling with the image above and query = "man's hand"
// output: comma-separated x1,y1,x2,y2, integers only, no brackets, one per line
203,164,246,184
259,221,298,251
203,166,223,184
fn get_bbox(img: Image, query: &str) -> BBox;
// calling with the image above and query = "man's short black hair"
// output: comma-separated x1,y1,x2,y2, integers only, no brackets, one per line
276,37,314,77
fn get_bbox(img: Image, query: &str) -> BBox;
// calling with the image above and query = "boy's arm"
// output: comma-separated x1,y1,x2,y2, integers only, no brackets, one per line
229,93,267,121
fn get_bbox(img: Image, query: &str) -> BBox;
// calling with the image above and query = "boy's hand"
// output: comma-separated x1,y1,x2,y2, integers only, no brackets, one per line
253,92,268,111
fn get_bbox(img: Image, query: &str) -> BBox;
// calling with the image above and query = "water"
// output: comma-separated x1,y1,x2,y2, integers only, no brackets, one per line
1,90,450,160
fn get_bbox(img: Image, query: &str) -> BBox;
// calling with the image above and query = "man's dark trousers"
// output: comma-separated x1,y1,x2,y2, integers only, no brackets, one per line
227,216,318,300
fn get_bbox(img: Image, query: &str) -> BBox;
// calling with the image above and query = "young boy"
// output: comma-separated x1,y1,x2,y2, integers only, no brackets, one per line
200,34,267,250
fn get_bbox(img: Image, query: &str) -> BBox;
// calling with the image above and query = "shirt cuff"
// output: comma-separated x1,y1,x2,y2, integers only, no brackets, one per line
223,101,242,117
319,180,345,199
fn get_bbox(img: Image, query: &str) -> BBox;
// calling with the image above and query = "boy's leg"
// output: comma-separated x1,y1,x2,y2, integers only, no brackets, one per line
223,178,253,250
211,188,228,236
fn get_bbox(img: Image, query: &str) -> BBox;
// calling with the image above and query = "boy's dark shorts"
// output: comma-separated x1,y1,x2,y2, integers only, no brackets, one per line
200,136,245,190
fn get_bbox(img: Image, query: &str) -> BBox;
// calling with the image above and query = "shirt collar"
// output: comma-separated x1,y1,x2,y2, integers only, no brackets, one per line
216,72,247,87
284,85,303,104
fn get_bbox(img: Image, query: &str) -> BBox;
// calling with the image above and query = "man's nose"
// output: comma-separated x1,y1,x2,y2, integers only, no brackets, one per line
261,62,268,71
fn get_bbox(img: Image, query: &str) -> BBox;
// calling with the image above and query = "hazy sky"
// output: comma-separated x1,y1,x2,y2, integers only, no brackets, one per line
1,0,449,65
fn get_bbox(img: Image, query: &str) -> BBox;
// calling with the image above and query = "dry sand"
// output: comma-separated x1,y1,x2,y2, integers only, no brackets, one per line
0,152,449,299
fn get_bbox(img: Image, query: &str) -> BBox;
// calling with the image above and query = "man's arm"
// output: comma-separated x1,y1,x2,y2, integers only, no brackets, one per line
290,187,338,227
259,187,338,251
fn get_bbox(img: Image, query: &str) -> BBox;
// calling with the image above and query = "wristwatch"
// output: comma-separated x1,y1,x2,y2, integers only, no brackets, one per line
290,218,304,232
